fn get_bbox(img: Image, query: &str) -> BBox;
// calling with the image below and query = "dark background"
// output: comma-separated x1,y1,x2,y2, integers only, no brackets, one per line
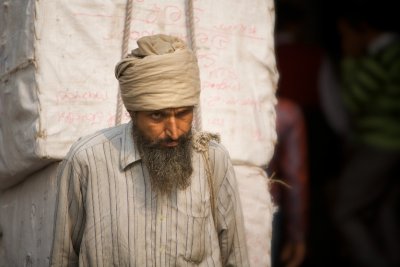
273,0,398,266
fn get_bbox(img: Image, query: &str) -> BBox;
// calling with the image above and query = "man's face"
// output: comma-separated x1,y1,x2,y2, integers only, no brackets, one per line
134,106,194,147
130,106,194,194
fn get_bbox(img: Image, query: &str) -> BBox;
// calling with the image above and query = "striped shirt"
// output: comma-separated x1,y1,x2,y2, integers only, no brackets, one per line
341,35,400,150
50,122,249,267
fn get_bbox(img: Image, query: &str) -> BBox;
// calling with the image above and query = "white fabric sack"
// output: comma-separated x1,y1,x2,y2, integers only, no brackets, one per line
0,163,59,266
234,165,275,267
1,0,129,188
0,0,277,189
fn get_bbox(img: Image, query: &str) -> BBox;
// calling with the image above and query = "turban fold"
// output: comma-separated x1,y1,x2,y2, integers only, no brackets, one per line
115,34,200,111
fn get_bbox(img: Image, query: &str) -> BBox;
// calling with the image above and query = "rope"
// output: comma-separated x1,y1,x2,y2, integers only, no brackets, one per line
192,131,221,228
186,0,197,54
0,59,36,82
115,0,134,125
202,149,217,228
186,0,202,131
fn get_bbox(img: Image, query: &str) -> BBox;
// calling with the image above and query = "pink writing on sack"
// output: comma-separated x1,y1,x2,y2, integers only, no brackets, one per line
56,90,109,104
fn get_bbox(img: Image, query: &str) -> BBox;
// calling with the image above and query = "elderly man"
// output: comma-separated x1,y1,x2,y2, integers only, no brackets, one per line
50,34,249,266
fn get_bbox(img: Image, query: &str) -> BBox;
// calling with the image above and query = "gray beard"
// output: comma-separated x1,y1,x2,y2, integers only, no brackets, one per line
132,125,193,195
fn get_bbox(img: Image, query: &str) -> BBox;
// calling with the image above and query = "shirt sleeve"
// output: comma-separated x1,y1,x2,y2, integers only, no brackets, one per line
210,144,250,267
50,154,86,267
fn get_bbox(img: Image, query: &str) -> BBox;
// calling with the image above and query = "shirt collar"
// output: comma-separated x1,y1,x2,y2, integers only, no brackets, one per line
120,121,141,170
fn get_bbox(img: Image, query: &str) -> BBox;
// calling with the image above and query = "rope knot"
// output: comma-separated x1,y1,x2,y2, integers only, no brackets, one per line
192,131,220,152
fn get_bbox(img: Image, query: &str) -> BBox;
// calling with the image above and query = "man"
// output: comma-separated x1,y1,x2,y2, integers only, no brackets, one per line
332,1,400,266
50,34,249,266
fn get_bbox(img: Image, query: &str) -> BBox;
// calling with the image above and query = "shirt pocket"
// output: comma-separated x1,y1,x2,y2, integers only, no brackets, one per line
171,190,211,265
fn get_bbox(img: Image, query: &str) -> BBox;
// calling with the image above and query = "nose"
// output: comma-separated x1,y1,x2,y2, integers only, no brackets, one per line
165,116,179,140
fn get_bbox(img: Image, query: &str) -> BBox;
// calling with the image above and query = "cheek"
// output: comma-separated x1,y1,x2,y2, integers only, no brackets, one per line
178,122,192,133
178,116,194,133
135,118,164,141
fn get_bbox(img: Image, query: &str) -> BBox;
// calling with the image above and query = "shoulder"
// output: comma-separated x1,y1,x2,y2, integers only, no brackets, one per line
276,98,305,131
192,131,229,159
192,131,233,179
208,139,231,163
381,39,400,58
66,123,128,161
277,98,303,119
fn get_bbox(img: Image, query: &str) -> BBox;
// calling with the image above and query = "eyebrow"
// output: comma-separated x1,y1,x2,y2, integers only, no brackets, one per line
152,107,193,115
174,107,193,114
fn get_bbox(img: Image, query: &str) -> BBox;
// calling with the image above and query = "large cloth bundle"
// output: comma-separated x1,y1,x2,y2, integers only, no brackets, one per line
234,165,275,266
0,0,277,188
1,1,127,186
0,163,58,267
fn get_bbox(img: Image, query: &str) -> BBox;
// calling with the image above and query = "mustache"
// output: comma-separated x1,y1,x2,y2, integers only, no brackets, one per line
148,132,192,147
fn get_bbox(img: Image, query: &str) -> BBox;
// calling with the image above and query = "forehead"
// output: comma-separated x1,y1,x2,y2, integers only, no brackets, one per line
130,106,192,114
142,106,193,114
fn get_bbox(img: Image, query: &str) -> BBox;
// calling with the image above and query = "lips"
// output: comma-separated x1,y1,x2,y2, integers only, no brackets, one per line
162,141,179,147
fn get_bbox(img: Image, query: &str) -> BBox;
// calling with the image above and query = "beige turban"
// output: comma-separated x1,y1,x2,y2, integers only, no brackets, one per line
115,34,200,111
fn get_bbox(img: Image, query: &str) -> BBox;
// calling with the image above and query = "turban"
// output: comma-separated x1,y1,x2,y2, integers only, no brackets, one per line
115,34,201,111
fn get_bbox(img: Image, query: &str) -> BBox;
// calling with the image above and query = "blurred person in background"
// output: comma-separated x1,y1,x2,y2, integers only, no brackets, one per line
332,1,400,266
271,1,329,266
268,97,309,267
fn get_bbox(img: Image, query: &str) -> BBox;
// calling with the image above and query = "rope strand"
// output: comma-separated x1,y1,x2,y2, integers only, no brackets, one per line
186,0,202,131
115,0,134,125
